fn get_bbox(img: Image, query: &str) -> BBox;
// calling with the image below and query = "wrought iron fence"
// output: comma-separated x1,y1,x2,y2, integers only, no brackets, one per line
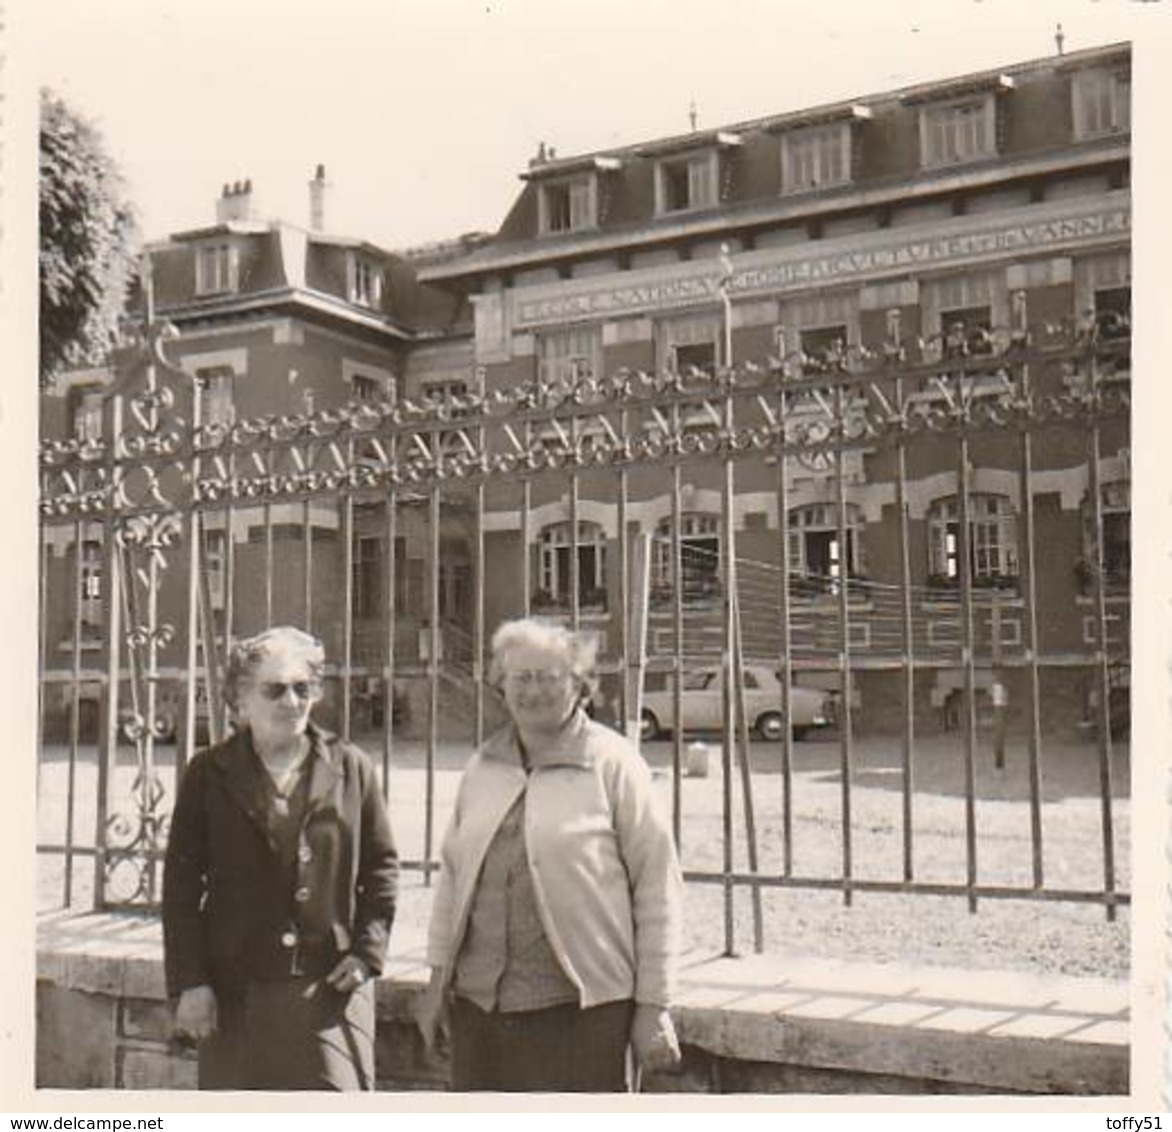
37,302,1131,949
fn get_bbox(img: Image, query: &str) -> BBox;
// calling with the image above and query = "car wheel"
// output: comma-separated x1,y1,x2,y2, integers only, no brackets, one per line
755,711,785,742
640,710,662,742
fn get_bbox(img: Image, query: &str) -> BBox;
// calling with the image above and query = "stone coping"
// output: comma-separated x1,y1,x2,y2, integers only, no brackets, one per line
36,911,1129,1095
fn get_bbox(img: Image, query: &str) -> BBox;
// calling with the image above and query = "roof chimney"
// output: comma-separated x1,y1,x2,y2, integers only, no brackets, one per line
216,178,255,224
309,164,329,232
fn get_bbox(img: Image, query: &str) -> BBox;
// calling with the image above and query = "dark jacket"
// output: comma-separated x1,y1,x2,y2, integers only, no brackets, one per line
162,723,398,998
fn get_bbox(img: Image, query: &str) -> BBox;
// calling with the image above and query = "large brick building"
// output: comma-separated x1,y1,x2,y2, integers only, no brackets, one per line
40,42,1131,739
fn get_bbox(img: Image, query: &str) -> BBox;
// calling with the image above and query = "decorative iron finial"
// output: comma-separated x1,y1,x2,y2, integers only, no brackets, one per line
1055,22,1065,56
689,100,698,132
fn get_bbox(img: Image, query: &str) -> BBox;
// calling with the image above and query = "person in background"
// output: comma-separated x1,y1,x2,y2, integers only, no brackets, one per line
163,626,398,1090
417,616,684,1092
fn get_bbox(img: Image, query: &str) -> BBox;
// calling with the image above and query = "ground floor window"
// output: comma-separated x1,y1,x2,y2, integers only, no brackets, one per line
652,513,721,603
787,503,863,592
1081,480,1130,589
80,538,103,628
536,521,607,608
927,494,1018,587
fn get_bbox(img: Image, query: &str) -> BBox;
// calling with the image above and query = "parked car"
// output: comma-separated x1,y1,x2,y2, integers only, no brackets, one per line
640,665,832,742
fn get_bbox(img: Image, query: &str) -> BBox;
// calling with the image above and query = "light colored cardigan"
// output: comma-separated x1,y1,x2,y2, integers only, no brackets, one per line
426,711,684,1009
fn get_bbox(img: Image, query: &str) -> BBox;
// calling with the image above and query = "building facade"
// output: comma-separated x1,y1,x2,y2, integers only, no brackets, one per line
414,41,1131,735
40,44,1131,740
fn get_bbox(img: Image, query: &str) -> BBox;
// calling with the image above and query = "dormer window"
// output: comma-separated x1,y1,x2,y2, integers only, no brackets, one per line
1072,66,1130,140
655,151,718,214
919,95,997,167
195,241,239,295
781,123,851,194
347,253,384,309
539,176,597,234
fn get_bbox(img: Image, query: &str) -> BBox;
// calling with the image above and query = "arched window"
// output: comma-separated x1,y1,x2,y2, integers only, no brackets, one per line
927,494,1018,586
652,513,721,603
537,521,608,609
788,503,864,591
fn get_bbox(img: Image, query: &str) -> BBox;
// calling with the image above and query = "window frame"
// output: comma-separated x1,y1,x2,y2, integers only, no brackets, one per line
536,520,608,608
538,174,598,235
1071,66,1131,140
780,122,852,195
351,532,383,620
927,494,1019,588
347,252,385,309
654,150,719,215
652,512,722,604
918,93,997,168
194,241,240,296
787,503,864,592
195,365,236,427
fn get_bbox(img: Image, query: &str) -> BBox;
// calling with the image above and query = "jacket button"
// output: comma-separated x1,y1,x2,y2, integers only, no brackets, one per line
280,931,297,948
294,886,310,902
298,846,312,864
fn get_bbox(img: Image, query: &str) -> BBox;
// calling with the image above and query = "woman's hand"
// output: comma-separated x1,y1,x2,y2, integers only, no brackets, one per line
630,1004,681,1073
325,954,371,994
415,968,449,1054
174,985,218,1044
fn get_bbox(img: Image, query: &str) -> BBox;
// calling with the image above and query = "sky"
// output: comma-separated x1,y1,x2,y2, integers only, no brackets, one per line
22,0,1170,252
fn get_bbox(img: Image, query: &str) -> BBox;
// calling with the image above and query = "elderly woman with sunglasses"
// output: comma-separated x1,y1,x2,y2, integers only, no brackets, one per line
163,626,398,1090
417,616,684,1092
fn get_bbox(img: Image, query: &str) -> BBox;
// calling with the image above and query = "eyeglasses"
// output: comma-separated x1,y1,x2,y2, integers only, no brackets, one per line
503,669,572,688
258,680,319,702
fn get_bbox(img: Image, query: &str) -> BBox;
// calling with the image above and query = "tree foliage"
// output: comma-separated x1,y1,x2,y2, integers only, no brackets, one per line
39,89,139,387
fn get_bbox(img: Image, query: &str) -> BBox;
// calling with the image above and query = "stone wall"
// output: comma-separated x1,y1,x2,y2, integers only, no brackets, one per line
36,912,1129,1095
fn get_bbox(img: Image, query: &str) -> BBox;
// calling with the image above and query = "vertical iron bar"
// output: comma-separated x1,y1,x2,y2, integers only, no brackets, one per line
223,491,236,655
834,384,854,908
263,497,274,629
425,485,441,885
569,416,580,630
65,518,84,907
36,530,49,800
956,430,980,913
1086,347,1118,921
776,365,794,878
180,374,203,776
94,394,124,909
616,403,630,731
341,494,354,741
719,357,737,958
473,477,486,750
302,498,313,632
1014,294,1045,889
891,312,916,883
670,457,684,850
382,490,397,795
138,327,162,905
730,586,764,952
521,424,532,618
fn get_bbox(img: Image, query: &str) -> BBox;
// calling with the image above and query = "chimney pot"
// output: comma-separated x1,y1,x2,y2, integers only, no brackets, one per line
309,165,330,232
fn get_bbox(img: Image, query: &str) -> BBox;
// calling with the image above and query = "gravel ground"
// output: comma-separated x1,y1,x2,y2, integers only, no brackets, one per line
38,730,1130,979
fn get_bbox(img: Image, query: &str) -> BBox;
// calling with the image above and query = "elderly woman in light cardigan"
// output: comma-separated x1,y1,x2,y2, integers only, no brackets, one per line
417,616,684,1092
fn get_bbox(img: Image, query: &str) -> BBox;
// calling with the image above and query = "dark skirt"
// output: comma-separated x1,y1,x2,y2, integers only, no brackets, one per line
449,996,634,1092
199,977,376,1091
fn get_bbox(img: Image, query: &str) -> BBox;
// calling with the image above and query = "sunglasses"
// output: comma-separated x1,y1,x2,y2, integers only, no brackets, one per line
258,680,319,702
503,669,572,688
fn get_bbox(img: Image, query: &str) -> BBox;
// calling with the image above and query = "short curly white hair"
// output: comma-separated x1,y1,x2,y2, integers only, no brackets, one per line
223,625,325,714
488,617,599,704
